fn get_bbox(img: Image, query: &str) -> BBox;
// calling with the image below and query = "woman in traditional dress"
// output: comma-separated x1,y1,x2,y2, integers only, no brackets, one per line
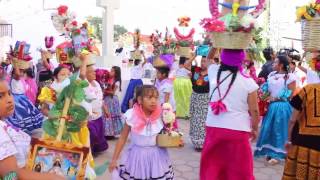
189,56,210,151
282,83,320,179
200,49,260,180
254,55,296,164
173,56,192,118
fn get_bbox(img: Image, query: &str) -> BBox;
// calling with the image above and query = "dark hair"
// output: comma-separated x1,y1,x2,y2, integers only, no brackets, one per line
263,47,274,61
53,66,65,78
179,57,187,65
156,66,170,78
25,67,34,78
134,59,141,66
289,54,301,62
215,63,239,99
277,55,290,73
112,66,122,92
135,85,158,101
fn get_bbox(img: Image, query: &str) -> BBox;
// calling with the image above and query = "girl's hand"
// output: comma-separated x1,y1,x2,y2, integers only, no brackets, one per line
250,129,258,142
108,160,117,173
285,141,292,152
105,111,111,118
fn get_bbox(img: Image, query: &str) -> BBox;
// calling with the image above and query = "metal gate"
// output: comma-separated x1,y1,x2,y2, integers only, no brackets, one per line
0,23,12,37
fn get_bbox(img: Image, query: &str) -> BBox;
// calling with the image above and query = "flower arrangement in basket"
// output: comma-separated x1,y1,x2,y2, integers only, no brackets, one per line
51,5,98,66
150,28,176,56
7,41,33,69
157,103,184,148
200,0,266,49
174,16,195,57
296,0,320,51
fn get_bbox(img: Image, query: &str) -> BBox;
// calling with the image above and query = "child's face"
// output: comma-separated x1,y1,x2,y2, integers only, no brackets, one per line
57,68,70,82
139,93,159,113
156,71,165,80
0,81,14,119
110,68,115,78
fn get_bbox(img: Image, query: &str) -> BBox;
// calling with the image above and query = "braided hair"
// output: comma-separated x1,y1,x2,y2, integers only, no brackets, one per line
277,55,290,79
216,63,239,97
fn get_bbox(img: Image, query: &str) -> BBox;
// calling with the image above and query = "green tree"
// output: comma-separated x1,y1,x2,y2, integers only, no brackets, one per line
86,16,128,42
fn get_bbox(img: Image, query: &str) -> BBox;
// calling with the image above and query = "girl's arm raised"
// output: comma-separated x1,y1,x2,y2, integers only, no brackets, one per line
109,123,131,172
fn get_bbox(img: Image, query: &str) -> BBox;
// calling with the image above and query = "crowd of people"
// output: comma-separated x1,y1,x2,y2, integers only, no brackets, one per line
1,41,320,180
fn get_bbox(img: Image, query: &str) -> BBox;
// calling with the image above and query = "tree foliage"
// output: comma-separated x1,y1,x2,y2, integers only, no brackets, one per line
86,16,128,42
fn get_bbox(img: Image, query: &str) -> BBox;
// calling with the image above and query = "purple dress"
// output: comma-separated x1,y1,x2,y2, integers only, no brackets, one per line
112,109,174,180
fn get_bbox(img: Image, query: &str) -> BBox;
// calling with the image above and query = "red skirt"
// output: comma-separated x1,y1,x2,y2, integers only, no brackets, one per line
200,127,254,180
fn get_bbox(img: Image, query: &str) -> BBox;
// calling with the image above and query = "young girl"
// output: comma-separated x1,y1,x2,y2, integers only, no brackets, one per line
173,56,192,118
0,79,64,180
104,66,123,138
109,85,174,179
155,67,176,112
6,68,44,134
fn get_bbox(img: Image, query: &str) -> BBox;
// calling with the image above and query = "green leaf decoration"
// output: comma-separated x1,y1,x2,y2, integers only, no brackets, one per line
62,132,71,141
73,86,85,102
69,105,88,122
69,73,78,82
42,120,58,137
66,122,81,132
78,80,89,88
48,109,61,119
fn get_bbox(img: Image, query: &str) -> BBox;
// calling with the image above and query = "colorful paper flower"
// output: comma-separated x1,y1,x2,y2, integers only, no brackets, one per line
57,5,68,16
200,18,225,32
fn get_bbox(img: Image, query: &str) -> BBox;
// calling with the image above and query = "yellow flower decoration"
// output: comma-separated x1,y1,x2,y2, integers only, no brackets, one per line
38,87,56,104
296,6,307,21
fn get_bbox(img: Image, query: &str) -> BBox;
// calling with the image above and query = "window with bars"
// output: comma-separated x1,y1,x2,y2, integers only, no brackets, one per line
0,24,12,37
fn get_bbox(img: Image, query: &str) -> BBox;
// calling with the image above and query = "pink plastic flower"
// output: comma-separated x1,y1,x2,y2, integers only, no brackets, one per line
200,18,225,32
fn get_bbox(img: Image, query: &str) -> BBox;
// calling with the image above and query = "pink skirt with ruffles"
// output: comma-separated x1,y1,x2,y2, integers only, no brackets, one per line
200,126,254,180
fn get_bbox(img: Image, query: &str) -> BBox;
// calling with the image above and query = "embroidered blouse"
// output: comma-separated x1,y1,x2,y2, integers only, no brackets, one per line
290,84,320,151
191,66,209,94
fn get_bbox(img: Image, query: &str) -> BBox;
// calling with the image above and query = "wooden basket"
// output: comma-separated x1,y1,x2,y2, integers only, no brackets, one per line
176,47,192,58
12,58,30,69
157,134,183,148
301,18,320,51
211,32,253,49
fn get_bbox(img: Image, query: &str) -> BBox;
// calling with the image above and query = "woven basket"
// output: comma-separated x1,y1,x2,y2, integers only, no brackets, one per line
12,58,30,69
157,134,183,148
176,47,192,58
301,18,320,51
211,32,253,49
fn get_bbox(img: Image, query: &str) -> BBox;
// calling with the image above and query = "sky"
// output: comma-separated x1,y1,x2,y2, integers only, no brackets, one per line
0,0,310,60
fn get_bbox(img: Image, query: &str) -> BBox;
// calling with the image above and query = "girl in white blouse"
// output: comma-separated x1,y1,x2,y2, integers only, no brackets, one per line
0,79,64,180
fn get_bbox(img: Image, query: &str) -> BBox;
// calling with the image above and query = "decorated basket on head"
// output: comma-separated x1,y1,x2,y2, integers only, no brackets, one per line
174,16,195,58
150,28,176,56
200,0,266,49
51,5,98,67
296,1,320,51
157,103,184,148
8,41,33,70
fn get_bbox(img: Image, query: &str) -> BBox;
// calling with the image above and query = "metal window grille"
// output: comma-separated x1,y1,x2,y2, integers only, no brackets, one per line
0,24,12,37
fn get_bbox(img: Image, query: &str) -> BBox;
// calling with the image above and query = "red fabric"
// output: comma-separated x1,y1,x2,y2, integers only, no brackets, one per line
200,127,254,180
